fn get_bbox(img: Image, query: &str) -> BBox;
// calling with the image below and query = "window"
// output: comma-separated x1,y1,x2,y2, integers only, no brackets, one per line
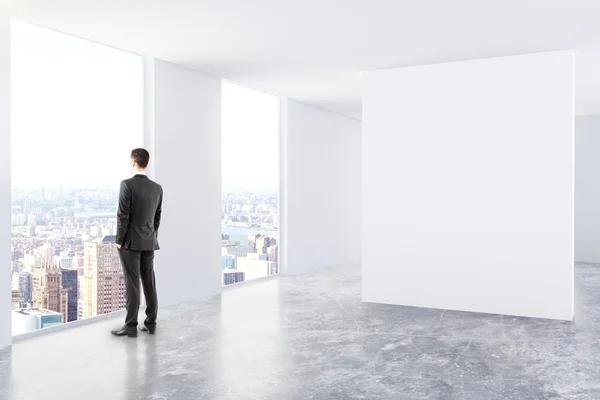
10,20,143,335
221,81,280,285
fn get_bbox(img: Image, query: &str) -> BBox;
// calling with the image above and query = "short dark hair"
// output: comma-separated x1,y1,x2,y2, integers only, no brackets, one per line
131,148,150,169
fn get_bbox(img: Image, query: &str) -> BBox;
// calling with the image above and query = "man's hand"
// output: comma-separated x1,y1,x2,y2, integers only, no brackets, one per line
116,244,122,249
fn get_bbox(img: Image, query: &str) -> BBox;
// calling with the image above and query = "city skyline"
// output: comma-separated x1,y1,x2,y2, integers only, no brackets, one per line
9,20,281,335
10,185,280,333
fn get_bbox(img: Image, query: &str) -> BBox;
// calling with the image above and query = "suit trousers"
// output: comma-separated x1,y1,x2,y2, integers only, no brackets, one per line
118,248,158,327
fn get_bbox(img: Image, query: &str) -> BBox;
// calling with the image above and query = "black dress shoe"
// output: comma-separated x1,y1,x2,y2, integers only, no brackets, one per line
111,326,137,337
139,324,156,334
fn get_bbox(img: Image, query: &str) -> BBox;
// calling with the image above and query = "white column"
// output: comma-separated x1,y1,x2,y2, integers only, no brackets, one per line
144,58,222,306
279,99,289,274
362,51,574,320
575,115,600,262
143,56,155,180
0,8,11,348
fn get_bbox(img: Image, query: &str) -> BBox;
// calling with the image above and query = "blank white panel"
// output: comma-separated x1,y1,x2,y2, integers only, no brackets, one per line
150,59,222,305
575,115,600,263
363,51,574,320
0,11,10,349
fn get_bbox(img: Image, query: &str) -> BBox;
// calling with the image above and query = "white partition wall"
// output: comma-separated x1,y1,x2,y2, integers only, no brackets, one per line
145,58,222,305
363,51,574,320
282,100,362,275
575,115,600,262
0,10,11,349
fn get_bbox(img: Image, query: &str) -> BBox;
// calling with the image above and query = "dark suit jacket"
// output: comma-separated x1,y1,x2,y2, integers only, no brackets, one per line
116,174,163,251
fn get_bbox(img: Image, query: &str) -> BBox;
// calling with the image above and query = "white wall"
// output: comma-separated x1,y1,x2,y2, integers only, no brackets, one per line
363,51,574,320
0,9,11,349
146,58,222,305
282,100,362,275
575,115,600,262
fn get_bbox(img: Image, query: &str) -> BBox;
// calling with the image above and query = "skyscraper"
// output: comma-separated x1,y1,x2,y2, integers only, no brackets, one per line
32,260,63,314
14,213,26,226
248,234,261,253
72,254,84,269
27,212,36,227
12,249,23,262
11,272,19,291
256,236,276,255
11,290,20,309
61,268,78,323
40,242,56,263
18,272,33,307
80,236,126,319
221,254,236,270
90,226,100,238
60,255,73,269
224,246,250,258
23,252,41,272
267,244,278,263
223,270,245,286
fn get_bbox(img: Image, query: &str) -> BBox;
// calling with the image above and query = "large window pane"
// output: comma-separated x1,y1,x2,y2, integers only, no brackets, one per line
221,81,280,286
10,20,143,335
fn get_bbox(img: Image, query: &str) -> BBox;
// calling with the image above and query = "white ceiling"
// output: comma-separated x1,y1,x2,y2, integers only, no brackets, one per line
10,0,600,119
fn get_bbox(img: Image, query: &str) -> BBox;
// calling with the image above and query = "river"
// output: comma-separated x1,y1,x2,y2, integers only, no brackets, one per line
221,225,278,246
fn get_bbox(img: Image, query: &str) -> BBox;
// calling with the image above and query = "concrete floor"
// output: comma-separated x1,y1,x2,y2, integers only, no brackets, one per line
0,263,600,399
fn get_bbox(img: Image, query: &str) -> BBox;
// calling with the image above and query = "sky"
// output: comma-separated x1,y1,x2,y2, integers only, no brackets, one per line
221,81,279,192
11,20,279,192
11,20,143,188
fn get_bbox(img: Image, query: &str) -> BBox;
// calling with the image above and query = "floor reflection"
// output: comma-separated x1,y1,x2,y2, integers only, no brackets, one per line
216,279,284,398
3,264,600,399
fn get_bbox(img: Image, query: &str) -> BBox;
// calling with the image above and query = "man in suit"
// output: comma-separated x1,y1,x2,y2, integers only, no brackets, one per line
111,148,163,337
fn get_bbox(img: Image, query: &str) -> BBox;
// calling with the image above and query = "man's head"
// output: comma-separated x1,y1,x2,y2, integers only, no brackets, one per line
130,148,150,173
